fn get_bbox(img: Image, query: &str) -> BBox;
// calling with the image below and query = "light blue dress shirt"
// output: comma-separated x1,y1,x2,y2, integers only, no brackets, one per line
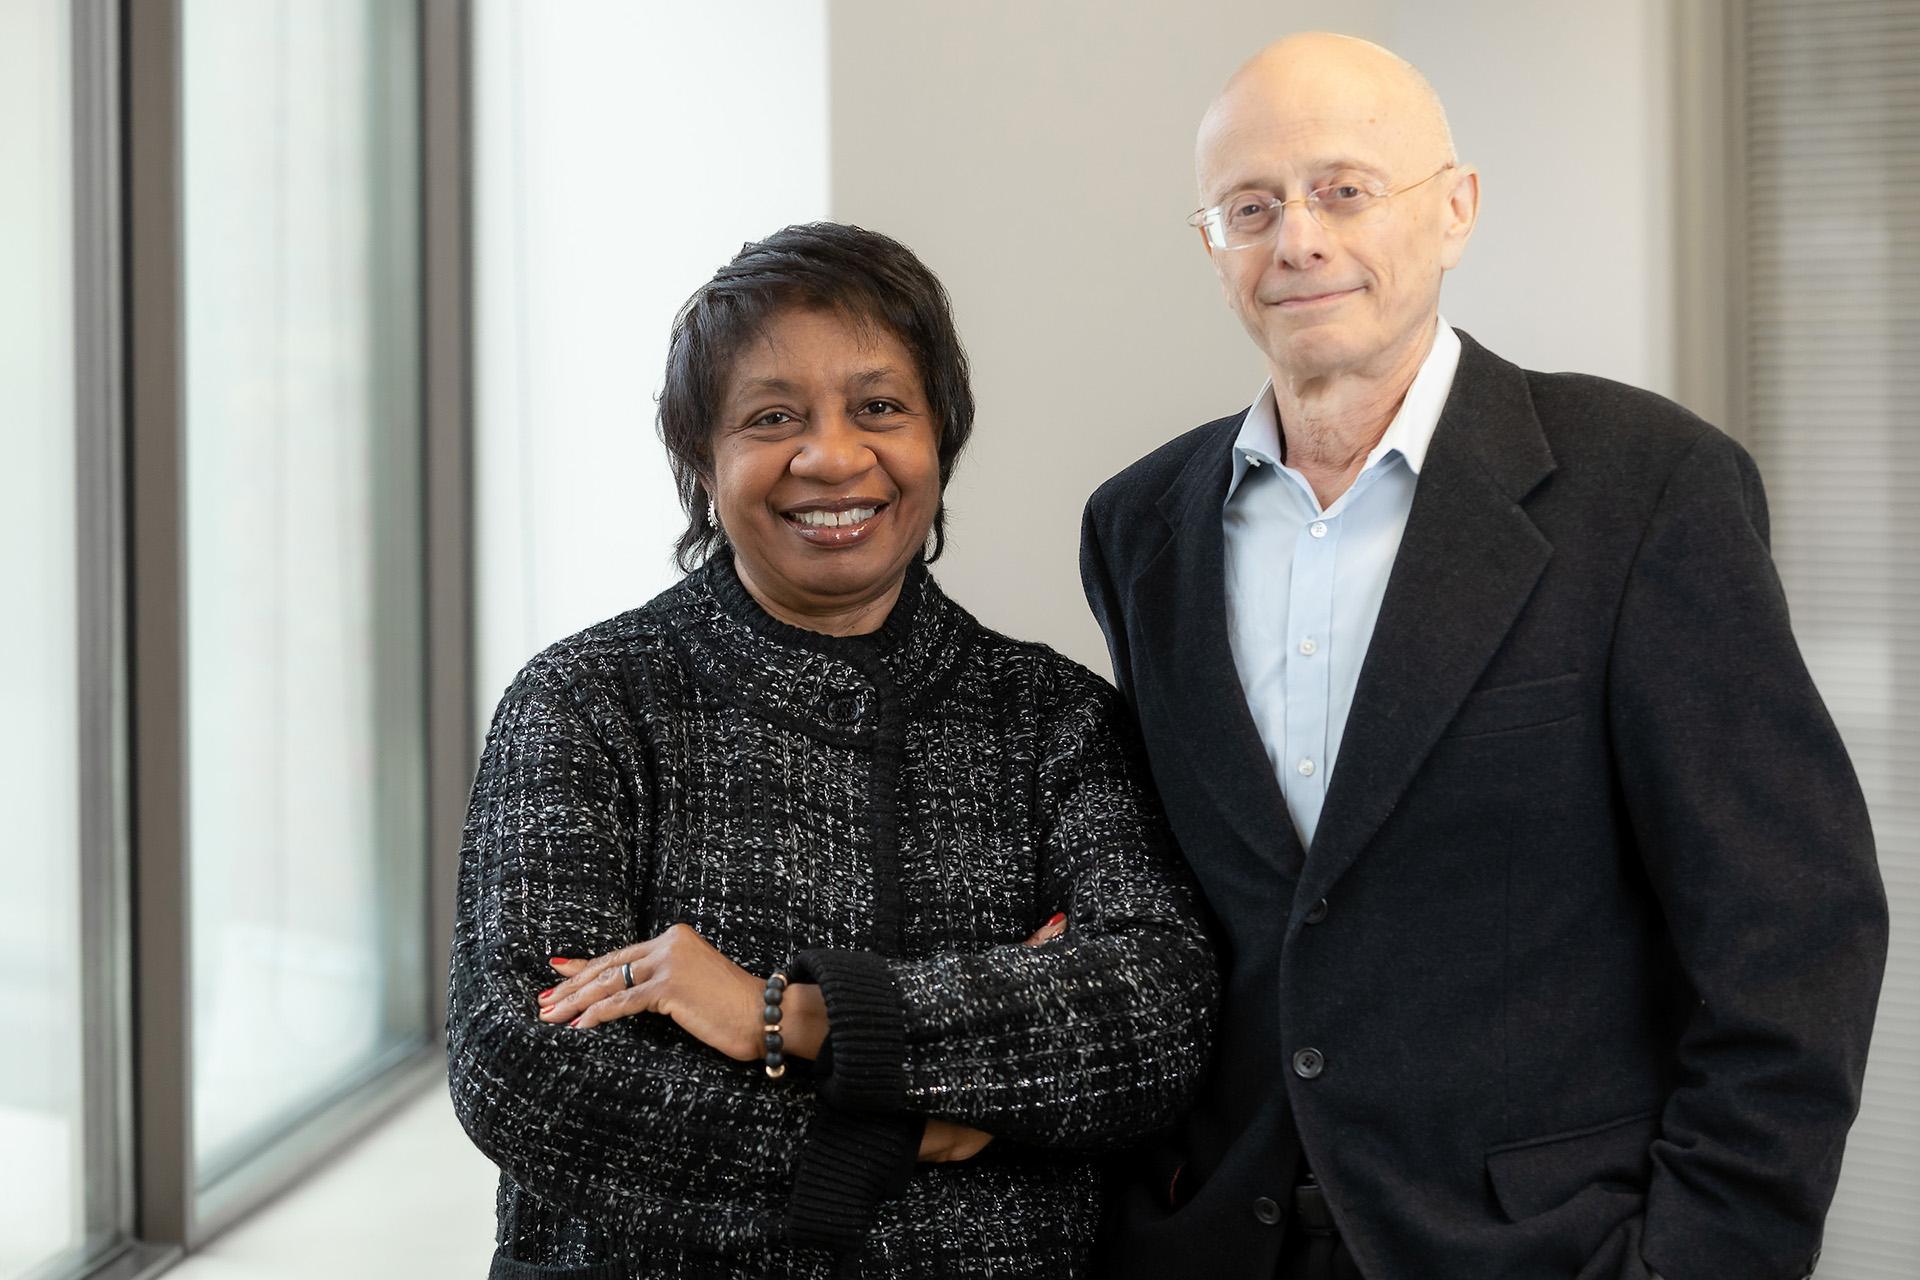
1222,320,1462,848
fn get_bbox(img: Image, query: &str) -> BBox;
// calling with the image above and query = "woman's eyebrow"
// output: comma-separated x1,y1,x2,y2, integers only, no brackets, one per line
846,367,906,391
734,375,799,397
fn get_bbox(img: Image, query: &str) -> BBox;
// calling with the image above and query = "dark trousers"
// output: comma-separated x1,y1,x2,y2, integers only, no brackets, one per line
1276,1183,1363,1280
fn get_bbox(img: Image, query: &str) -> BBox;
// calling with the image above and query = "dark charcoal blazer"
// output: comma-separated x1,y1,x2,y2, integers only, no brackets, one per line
1080,331,1887,1280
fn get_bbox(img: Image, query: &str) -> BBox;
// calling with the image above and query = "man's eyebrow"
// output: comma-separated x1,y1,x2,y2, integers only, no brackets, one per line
1209,157,1391,199
1315,156,1393,181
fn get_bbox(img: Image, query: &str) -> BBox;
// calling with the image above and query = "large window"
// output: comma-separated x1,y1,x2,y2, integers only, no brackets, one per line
0,0,135,1275
0,2,469,1276
180,0,428,1186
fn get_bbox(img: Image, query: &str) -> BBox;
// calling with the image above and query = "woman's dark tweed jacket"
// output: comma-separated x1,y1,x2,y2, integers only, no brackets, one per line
447,552,1219,1279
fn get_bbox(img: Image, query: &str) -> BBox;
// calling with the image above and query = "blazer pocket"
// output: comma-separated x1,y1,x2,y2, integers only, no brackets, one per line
1485,1109,1659,1223
1441,671,1583,740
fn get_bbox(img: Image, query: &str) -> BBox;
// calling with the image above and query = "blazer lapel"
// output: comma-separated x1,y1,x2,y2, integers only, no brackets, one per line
1130,420,1308,879
1297,333,1557,914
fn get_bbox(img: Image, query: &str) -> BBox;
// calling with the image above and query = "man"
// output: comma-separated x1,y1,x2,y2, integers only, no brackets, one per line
1082,32,1886,1280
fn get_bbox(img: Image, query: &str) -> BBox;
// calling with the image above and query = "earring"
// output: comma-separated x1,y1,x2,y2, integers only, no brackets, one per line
923,525,939,559
707,498,720,531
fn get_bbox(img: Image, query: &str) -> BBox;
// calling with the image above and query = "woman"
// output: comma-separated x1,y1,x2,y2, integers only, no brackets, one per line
447,222,1217,1279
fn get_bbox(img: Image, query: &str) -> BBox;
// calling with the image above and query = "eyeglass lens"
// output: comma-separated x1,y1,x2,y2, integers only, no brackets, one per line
1216,184,1379,246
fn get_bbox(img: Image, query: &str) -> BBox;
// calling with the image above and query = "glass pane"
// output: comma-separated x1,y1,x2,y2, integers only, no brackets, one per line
0,1,86,1275
182,0,426,1183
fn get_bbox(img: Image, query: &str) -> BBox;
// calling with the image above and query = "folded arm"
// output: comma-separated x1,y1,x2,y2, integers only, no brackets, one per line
445,672,911,1249
797,665,1219,1149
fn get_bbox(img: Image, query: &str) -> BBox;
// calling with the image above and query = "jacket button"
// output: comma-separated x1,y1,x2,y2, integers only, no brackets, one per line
826,694,862,724
1253,1196,1282,1225
1292,1047,1325,1079
1303,897,1329,925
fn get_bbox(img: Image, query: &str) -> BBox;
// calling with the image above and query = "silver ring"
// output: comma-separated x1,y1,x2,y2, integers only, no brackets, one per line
621,961,634,989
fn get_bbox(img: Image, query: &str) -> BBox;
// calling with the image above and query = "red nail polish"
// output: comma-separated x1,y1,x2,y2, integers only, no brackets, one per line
1047,912,1066,927
538,987,555,1000
568,1017,581,1028
549,957,569,968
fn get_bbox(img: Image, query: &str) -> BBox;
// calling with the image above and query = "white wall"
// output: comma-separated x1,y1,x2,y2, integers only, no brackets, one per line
829,0,1677,671
1383,2,1676,394
472,1,831,713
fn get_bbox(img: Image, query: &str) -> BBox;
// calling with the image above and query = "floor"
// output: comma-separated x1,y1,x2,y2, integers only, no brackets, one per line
169,1081,499,1278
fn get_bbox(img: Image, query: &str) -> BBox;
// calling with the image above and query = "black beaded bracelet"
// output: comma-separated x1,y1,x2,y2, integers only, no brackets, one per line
762,970,787,1079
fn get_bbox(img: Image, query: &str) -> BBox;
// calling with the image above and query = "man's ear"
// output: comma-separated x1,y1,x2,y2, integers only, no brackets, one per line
1438,166,1481,271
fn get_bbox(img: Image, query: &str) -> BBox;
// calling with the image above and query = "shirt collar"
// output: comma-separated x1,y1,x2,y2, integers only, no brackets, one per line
1226,317,1463,501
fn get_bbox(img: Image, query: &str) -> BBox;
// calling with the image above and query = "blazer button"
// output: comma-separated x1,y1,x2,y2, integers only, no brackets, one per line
1303,897,1329,925
826,694,862,724
1292,1047,1325,1079
1253,1196,1282,1226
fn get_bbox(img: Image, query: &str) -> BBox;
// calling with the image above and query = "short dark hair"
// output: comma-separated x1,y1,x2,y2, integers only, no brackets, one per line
656,222,976,572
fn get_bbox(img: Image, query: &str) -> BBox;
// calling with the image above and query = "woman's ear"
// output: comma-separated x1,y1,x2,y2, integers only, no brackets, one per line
695,468,720,531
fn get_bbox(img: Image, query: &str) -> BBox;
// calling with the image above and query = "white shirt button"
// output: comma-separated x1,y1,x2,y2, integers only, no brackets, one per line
1309,521,1328,538
1297,758,1316,777
1299,637,1318,656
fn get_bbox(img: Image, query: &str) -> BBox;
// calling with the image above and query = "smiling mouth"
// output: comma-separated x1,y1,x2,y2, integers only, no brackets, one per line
1272,287,1360,308
781,500,891,547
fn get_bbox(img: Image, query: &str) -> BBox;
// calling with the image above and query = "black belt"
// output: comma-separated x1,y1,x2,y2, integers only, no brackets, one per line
1291,1179,1338,1238
1281,1173,1359,1280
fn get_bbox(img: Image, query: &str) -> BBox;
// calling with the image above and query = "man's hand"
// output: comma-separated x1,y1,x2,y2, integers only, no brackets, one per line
539,924,824,1061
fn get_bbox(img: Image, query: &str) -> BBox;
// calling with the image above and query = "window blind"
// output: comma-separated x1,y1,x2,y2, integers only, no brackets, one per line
1743,1,1920,1272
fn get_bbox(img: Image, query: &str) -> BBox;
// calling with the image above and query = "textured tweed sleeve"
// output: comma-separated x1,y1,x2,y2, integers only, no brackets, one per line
447,670,818,1247
802,664,1219,1149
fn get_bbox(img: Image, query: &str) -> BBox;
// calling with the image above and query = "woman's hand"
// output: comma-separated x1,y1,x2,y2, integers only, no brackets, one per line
919,1118,995,1162
539,924,824,1062
541,911,1061,1141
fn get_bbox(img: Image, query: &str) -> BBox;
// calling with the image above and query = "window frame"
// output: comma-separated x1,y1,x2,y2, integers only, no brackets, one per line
52,1,478,1275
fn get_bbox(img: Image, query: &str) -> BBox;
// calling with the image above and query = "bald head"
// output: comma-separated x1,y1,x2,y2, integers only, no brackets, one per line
1188,32,1479,395
1196,33,1456,203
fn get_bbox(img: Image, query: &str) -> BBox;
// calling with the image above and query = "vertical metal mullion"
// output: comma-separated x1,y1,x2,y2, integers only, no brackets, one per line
123,0,194,1248
1721,0,1752,448
1670,0,1741,435
421,0,476,1043
72,0,132,1261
